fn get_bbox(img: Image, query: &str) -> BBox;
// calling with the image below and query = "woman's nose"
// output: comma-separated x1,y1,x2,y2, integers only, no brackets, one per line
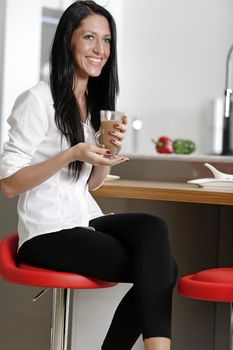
93,39,104,55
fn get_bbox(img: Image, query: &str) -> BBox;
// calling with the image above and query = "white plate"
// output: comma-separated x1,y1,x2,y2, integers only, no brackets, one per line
187,178,233,189
105,175,120,182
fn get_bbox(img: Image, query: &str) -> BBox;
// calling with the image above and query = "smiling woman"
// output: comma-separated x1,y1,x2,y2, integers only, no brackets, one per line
0,1,177,350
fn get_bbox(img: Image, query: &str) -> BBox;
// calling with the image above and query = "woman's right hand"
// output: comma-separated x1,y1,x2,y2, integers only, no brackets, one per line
69,142,129,166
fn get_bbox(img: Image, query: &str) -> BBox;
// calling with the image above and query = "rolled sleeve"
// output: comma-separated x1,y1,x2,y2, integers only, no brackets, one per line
0,89,48,180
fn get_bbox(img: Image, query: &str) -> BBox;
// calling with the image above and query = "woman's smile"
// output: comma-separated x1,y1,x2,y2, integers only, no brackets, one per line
86,56,102,65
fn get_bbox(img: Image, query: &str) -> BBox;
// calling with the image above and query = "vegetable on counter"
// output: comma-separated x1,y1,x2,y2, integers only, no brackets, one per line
151,136,173,154
152,137,196,154
173,139,196,154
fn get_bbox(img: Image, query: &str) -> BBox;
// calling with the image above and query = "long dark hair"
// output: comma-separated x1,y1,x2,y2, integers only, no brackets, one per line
50,0,119,180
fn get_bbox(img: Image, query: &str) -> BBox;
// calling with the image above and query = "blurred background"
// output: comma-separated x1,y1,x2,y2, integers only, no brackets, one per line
0,0,233,156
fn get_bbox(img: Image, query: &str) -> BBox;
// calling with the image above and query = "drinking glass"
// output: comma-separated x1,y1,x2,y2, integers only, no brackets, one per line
95,110,124,156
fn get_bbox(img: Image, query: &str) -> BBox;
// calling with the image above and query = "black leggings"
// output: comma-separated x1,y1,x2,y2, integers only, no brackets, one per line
18,213,178,349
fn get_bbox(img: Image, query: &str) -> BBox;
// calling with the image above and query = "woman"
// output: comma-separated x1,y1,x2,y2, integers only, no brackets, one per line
0,1,177,349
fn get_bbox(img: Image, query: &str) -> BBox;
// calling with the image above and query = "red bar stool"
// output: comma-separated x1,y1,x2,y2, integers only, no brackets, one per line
0,232,118,350
178,267,233,302
178,267,233,349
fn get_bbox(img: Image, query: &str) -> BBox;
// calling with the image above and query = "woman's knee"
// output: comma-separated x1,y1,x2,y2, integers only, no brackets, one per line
132,213,167,229
123,214,170,254
134,213,169,240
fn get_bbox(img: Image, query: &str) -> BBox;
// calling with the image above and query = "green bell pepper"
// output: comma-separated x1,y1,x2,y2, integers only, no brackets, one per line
173,139,196,154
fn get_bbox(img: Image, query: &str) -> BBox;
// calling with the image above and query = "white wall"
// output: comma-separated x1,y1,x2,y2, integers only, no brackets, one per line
0,0,42,150
0,1,6,144
41,0,73,10
0,0,74,150
117,0,233,155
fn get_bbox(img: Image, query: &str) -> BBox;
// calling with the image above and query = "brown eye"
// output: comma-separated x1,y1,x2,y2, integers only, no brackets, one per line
104,38,111,44
83,34,94,40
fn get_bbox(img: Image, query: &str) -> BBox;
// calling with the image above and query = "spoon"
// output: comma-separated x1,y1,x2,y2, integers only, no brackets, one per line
204,163,233,180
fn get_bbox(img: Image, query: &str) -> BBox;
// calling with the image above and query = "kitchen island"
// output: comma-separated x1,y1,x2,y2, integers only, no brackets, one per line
92,177,233,350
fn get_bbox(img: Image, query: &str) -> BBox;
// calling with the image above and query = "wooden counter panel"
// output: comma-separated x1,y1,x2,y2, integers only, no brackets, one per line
93,180,233,206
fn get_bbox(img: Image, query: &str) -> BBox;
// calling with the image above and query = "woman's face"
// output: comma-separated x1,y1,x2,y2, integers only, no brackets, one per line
71,14,111,79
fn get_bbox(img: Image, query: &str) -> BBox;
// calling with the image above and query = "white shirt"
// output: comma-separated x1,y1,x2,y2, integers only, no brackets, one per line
0,81,103,248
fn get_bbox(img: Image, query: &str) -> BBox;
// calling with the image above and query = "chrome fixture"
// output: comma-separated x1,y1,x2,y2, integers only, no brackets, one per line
132,117,142,153
222,44,233,154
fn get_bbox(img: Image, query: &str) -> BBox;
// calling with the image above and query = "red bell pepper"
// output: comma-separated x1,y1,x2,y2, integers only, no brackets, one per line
152,136,173,154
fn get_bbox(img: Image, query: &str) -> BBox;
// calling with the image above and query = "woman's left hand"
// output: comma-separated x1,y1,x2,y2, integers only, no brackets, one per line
110,115,127,150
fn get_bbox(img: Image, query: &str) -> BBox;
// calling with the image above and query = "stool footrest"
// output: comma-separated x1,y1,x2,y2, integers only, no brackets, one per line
32,288,50,302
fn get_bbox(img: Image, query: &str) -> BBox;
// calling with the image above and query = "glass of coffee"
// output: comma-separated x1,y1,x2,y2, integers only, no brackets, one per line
95,110,125,156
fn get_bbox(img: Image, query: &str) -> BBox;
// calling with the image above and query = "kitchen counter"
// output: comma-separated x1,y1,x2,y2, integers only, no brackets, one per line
93,179,233,206
124,153,233,163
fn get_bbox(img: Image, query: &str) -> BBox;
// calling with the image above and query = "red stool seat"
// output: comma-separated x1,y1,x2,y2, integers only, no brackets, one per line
178,267,233,302
0,232,117,289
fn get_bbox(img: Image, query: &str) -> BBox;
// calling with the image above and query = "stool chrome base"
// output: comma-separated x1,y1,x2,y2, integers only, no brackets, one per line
50,288,71,350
